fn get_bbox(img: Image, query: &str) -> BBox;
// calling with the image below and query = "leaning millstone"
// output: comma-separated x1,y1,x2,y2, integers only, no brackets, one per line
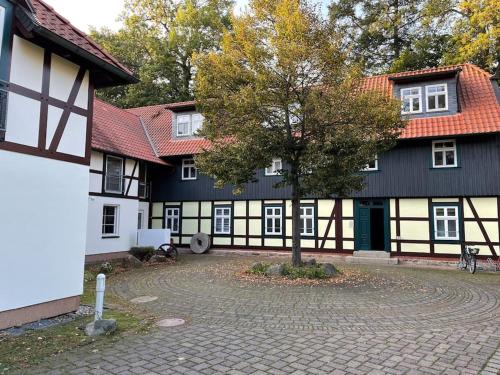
265,264,285,276
85,319,117,337
304,258,317,267
321,263,338,277
122,254,143,268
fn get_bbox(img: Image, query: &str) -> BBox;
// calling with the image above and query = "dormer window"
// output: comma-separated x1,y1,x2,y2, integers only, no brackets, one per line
401,87,422,114
426,84,448,112
176,113,204,137
363,156,378,171
265,158,282,176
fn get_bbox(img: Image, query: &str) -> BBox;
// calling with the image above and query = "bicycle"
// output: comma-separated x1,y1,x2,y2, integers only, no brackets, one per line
457,245,479,274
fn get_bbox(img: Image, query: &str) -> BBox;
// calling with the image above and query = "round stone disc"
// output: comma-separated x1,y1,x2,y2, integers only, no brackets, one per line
130,296,158,304
157,318,186,327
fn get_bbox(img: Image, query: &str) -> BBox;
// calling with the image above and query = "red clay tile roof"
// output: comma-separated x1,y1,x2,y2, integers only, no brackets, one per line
114,64,500,159
362,64,500,139
128,105,212,157
92,99,168,165
26,0,134,79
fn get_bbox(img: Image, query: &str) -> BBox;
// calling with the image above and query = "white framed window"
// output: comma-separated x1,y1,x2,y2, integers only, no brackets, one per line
433,205,459,240
102,205,119,236
426,84,448,112
165,207,180,234
300,206,315,236
265,158,282,176
214,206,231,234
105,155,123,193
191,113,204,134
137,210,144,229
432,140,457,168
177,115,191,136
182,158,197,180
363,156,378,171
401,87,422,114
0,6,5,61
265,206,282,235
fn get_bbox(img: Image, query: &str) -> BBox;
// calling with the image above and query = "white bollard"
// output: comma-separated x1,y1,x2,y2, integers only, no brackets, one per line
95,273,106,321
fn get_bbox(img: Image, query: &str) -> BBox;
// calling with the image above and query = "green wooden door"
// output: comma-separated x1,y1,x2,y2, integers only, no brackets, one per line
354,200,390,252
355,202,371,251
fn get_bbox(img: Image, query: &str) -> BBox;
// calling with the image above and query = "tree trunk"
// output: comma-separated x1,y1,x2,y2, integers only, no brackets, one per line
291,178,302,267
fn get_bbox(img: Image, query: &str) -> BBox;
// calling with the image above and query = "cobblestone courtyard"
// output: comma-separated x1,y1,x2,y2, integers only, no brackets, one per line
27,255,500,374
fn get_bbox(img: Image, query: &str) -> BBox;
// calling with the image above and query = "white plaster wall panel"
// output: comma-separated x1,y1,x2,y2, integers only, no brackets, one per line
213,237,231,246
182,219,198,235
152,219,163,229
390,220,397,238
89,172,102,193
248,201,261,217
248,219,261,235
464,221,499,243
5,94,40,147
463,198,498,219
90,151,103,171
183,202,198,217
400,221,430,240
57,113,87,157
49,54,79,102
234,201,246,217
318,220,334,238
401,243,430,253
432,198,459,203
152,203,163,217
234,237,246,246
343,220,354,238
74,71,89,109
434,244,461,255
286,239,292,247
264,238,282,247
234,219,246,235
86,196,139,255
342,199,354,217
285,219,292,236
125,159,136,176
214,201,232,205
201,202,212,217
10,36,44,92
399,199,428,218
0,151,88,312
200,219,211,234
249,238,261,246
126,180,138,196
45,105,64,149
323,240,335,249
343,240,354,250
301,239,315,248
285,200,292,217
390,199,396,217
318,200,334,217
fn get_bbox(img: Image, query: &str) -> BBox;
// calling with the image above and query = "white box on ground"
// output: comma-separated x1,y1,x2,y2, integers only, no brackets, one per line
137,229,171,249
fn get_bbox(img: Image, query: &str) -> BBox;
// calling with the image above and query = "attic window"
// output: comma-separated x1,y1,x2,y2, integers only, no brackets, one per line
426,84,448,112
401,87,422,114
176,113,204,137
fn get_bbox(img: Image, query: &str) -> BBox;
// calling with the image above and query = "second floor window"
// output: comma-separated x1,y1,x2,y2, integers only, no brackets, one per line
426,84,448,112
105,156,123,193
214,206,231,234
182,159,197,180
176,113,204,137
401,87,422,114
363,156,378,171
265,158,282,176
433,140,457,168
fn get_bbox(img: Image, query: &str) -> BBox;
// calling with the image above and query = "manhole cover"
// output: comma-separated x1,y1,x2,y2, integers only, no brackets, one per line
130,296,158,304
157,318,185,327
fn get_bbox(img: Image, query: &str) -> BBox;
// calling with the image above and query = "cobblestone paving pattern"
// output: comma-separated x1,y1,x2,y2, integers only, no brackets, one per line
22,255,500,374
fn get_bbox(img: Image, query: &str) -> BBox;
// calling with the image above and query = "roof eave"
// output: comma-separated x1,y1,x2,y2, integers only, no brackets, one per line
16,7,139,88
388,68,462,84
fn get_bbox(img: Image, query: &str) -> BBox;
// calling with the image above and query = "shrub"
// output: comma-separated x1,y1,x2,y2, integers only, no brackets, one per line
248,262,271,275
99,262,113,274
283,264,328,280
129,246,155,261
84,270,96,282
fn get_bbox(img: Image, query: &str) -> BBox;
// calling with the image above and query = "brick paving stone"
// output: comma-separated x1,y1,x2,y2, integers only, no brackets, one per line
15,254,500,374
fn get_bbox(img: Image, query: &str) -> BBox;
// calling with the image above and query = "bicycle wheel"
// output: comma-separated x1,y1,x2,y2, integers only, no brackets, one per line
468,256,476,274
168,246,179,260
458,255,466,270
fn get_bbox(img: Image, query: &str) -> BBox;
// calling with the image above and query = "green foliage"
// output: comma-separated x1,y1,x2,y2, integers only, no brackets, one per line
282,264,329,280
83,270,96,283
90,0,233,108
129,246,155,261
248,262,271,275
99,262,114,274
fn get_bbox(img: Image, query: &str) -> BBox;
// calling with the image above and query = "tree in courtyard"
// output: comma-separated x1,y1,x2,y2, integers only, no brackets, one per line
194,0,406,266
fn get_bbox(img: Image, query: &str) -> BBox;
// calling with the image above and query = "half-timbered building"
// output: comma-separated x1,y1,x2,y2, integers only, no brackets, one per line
119,64,499,260
0,0,135,329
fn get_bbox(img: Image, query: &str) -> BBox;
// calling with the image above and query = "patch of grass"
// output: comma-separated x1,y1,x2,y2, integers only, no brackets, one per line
283,264,329,280
248,262,271,275
0,266,154,374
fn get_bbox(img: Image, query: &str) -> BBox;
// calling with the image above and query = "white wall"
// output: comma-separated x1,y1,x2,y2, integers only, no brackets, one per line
0,151,88,312
86,196,140,255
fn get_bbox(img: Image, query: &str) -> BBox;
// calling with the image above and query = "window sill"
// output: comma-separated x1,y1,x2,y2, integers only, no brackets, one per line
426,108,449,113
361,169,381,173
102,235,120,239
430,166,460,170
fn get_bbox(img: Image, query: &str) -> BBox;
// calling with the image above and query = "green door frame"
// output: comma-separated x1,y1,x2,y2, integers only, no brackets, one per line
354,199,391,252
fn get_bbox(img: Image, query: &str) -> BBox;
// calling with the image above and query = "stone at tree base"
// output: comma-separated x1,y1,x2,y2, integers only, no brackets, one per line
304,258,317,267
122,255,143,268
149,254,167,263
85,319,117,337
265,264,285,276
321,263,337,276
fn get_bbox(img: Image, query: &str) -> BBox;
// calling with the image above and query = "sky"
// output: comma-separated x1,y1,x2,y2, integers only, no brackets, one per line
45,0,328,33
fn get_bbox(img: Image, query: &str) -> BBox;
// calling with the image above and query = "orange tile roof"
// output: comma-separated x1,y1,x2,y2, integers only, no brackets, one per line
92,99,168,165
95,64,500,159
